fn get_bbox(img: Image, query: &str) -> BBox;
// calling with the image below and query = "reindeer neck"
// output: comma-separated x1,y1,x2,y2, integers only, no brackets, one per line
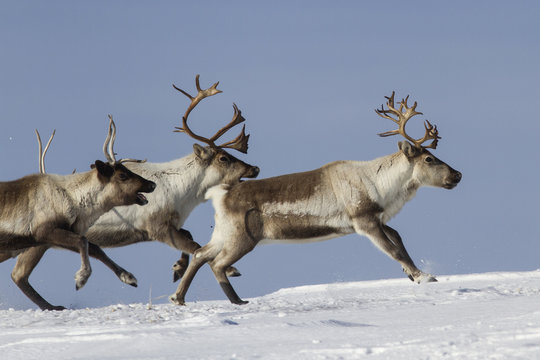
126,153,213,214
51,171,111,231
363,151,420,222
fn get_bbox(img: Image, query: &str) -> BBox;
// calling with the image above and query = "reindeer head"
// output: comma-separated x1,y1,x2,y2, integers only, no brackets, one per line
93,116,156,206
173,75,260,186
376,92,462,190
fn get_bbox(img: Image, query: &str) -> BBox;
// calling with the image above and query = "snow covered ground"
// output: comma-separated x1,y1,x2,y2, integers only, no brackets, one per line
1,271,540,360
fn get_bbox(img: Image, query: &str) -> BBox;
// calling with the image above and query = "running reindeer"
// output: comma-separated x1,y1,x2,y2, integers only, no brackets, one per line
170,92,463,305
31,127,142,286
10,75,259,306
0,119,156,310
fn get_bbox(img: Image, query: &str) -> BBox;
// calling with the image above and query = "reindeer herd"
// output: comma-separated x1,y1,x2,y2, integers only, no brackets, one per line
0,75,461,310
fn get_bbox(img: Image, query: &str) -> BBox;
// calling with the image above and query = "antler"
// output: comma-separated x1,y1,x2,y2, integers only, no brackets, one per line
375,91,440,149
35,129,56,174
173,74,250,154
103,115,146,165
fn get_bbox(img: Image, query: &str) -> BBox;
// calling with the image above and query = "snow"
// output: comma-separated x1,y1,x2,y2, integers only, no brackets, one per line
1,271,540,359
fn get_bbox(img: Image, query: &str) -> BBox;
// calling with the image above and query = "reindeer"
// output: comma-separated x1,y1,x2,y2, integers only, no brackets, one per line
0,118,156,310
30,127,141,286
9,75,259,305
169,92,463,305
16,126,141,290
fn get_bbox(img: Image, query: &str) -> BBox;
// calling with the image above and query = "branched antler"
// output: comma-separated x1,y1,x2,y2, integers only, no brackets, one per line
173,75,250,154
35,129,56,174
103,115,147,165
375,91,440,149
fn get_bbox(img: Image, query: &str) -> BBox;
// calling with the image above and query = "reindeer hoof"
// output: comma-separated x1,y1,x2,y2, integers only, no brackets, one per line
120,272,138,287
233,299,249,305
403,268,414,282
75,269,91,290
416,273,438,284
173,269,185,283
226,266,241,277
169,294,186,306
44,305,67,311
172,261,187,282
404,269,437,283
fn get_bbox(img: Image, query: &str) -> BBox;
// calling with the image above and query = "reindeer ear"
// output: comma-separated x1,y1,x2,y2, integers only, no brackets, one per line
193,144,214,160
93,160,114,178
398,141,420,158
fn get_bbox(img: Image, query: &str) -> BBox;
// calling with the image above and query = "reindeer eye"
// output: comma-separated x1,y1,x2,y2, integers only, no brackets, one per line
119,173,128,181
424,156,433,163
219,156,229,163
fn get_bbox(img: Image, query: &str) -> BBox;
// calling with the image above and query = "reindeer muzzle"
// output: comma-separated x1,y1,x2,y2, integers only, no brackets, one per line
136,180,156,205
245,166,260,179
443,171,462,189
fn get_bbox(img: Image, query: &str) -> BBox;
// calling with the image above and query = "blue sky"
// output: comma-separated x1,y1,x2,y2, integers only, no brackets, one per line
1,1,539,309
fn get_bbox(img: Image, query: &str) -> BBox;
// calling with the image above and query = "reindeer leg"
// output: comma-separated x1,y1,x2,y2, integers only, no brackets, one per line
50,242,138,287
208,245,253,305
12,242,135,310
0,250,20,263
87,243,138,287
39,228,91,291
172,252,191,282
167,227,240,282
169,244,220,305
382,224,437,283
12,246,66,311
172,252,242,282
168,227,200,282
353,217,435,283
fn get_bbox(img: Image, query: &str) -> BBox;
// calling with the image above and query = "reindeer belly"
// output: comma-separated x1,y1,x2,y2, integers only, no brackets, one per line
0,233,38,250
256,212,353,245
258,233,345,245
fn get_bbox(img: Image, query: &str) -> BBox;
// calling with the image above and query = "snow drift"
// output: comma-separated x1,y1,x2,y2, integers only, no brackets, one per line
1,271,540,359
